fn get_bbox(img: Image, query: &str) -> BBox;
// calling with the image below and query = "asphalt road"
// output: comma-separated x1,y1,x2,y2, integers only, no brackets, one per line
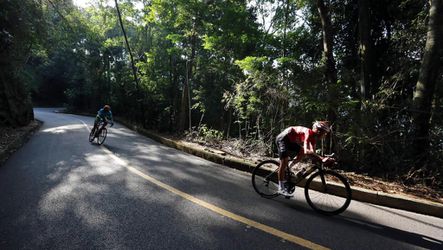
0,108,442,249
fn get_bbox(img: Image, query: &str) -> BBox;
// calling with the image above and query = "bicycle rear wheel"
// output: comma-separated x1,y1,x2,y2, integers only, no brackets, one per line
251,160,280,198
89,127,96,142
97,128,107,145
304,170,351,215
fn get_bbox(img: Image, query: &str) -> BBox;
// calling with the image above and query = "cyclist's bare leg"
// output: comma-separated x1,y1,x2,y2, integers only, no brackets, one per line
278,156,295,196
101,121,108,130
94,119,102,136
278,156,289,183
93,116,101,131
92,122,99,135
95,120,107,135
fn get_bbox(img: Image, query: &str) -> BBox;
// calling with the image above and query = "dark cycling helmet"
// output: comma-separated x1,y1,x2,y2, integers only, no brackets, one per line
313,121,331,133
103,105,111,111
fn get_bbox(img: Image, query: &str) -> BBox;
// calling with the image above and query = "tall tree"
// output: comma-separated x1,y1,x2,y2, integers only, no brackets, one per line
115,0,139,91
0,0,41,127
411,0,443,163
358,0,372,102
316,0,338,124
114,0,144,122
179,15,198,132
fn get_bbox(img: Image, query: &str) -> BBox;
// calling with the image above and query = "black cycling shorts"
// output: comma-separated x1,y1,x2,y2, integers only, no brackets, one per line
275,135,301,159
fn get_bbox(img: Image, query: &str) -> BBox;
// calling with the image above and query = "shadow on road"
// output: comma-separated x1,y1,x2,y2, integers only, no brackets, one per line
338,215,442,249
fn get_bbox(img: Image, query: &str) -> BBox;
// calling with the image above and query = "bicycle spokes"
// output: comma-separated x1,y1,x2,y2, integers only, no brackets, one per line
304,170,351,215
252,160,280,198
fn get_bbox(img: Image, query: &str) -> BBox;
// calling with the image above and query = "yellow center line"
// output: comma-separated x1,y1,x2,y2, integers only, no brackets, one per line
103,147,329,250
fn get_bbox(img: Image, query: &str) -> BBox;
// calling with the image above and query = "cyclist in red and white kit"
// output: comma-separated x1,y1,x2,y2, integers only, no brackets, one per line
275,121,334,196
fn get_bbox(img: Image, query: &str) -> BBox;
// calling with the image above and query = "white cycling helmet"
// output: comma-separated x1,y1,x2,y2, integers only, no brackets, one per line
313,121,331,133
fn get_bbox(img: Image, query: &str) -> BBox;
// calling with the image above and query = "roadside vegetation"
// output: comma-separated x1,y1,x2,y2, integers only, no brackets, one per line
1,0,442,194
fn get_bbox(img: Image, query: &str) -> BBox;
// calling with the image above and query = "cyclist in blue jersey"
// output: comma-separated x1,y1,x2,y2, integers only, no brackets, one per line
93,105,114,134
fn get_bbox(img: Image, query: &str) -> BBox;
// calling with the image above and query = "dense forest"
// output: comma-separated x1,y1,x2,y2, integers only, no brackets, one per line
0,0,442,188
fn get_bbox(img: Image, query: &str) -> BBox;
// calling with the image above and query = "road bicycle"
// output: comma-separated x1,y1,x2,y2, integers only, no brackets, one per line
251,154,352,215
88,121,108,145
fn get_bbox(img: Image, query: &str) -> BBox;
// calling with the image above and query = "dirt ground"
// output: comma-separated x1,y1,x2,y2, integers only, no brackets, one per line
1,121,441,205
0,120,40,165
342,172,442,203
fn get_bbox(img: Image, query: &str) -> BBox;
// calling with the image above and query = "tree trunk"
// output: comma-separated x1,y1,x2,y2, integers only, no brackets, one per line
179,61,190,132
317,0,338,124
358,0,371,102
357,0,372,161
411,0,443,163
114,0,143,123
171,57,179,131
115,0,139,90
179,18,197,132
225,108,232,138
283,0,289,58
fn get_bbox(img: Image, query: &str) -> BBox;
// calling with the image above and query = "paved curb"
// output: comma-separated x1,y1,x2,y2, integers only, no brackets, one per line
351,186,443,218
116,119,443,219
0,120,41,166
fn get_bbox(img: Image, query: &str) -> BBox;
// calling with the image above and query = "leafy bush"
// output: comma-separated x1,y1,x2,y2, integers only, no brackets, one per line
197,125,224,141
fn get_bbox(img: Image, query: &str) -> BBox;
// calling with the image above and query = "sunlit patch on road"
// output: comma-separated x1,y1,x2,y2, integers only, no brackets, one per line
38,164,117,228
85,153,123,176
108,129,137,138
42,124,86,134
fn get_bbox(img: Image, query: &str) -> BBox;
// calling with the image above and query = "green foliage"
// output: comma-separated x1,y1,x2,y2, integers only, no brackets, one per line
235,56,268,73
0,0,45,125
197,124,224,141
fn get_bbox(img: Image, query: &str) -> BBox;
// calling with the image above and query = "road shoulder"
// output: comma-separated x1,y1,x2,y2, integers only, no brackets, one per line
0,120,41,166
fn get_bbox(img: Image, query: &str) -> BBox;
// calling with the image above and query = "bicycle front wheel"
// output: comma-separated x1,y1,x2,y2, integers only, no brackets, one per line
304,170,351,215
97,128,107,145
251,160,280,198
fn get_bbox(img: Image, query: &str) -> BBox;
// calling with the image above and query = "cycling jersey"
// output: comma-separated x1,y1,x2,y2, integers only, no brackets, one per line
278,126,316,147
96,108,113,121
276,126,316,159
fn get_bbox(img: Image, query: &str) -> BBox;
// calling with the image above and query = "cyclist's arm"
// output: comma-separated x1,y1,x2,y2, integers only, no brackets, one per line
303,137,331,163
106,112,114,126
107,113,114,125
